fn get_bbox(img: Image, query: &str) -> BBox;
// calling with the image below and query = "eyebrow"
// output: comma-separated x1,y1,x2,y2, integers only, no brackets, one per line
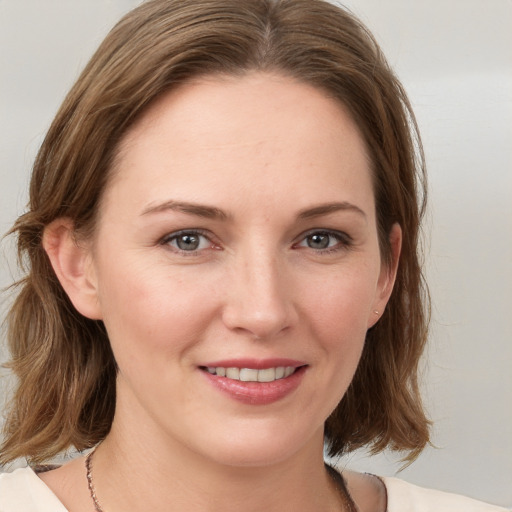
141,200,228,220
297,201,367,220
141,200,366,222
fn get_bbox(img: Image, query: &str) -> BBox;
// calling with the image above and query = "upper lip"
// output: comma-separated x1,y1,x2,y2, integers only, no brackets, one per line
199,358,307,369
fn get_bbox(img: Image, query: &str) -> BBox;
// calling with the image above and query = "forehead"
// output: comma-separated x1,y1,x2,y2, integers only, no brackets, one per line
106,72,374,215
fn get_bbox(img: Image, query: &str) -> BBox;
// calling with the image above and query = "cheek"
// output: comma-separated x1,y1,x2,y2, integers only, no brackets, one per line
95,257,221,361
297,265,378,388
300,266,378,336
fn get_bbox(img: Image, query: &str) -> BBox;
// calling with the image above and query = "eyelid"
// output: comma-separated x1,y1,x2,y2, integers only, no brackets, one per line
293,228,353,252
159,228,220,254
158,227,352,255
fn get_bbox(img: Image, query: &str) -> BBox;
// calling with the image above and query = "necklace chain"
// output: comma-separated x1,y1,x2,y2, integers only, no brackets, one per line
85,450,105,512
85,451,356,512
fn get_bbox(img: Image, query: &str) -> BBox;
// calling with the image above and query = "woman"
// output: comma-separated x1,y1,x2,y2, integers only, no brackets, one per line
0,1,507,510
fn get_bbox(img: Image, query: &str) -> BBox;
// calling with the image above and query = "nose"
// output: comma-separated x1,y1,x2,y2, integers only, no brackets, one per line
221,249,297,340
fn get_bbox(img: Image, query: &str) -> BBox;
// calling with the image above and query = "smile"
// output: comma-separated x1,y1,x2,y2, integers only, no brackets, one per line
203,366,297,382
200,364,307,405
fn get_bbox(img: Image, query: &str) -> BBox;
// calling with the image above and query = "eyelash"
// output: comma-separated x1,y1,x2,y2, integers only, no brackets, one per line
160,229,217,256
293,229,353,255
159,228,352,256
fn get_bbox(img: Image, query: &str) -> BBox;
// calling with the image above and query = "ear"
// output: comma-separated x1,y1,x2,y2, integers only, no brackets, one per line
42,218,103,320
368,223,402,328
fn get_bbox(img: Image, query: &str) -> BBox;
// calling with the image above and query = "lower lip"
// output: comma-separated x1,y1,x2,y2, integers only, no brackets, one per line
201,366,307,405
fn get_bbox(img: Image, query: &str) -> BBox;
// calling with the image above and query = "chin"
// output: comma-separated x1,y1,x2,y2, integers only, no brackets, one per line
191,422,323,469
206,444,299,469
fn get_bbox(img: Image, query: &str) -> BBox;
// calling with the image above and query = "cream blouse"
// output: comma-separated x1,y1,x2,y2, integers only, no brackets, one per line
0,467,509,511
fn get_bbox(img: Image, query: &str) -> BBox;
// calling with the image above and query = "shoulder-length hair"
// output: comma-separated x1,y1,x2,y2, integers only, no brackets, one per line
1,0,429,465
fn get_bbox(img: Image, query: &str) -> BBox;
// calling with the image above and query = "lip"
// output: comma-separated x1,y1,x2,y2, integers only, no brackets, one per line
201,358,306,369
199,359,308,405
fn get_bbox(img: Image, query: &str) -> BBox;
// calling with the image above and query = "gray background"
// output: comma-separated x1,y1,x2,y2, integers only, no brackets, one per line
1,0,511,507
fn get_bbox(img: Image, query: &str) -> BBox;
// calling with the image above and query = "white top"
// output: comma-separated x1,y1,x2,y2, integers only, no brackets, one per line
381,476,509,512
0,468,67,512
0,467,509,512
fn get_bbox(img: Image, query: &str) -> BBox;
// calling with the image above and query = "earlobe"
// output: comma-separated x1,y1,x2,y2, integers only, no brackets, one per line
368,223,402,328
42,218,103,320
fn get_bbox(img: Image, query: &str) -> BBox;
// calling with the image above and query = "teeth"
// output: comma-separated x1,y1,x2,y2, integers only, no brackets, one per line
284,366,295,377
257,368,276,382
239,368,259,382
206,366,297,382
226,367,240,379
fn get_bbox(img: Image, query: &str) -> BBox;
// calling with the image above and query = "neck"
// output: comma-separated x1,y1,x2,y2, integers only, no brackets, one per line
91,421,345,512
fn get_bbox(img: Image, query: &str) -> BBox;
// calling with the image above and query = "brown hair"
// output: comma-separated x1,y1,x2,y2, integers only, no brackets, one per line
1,0,429,465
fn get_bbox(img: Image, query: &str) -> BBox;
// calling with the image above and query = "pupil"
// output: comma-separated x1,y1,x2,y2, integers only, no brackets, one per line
308,233,329,249
177,234,199,250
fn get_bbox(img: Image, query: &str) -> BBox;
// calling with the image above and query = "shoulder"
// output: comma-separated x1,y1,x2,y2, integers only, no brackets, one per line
0,467,68,512
382,476,510,512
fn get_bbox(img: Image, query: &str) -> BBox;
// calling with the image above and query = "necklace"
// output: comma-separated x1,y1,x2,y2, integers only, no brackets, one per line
85,450,105,512
85,451,357,512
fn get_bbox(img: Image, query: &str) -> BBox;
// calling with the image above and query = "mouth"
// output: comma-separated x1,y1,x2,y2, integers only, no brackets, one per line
200,365,300,382
198,361,308,405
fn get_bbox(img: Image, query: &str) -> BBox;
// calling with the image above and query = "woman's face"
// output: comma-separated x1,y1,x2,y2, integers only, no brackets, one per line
82,73,399,466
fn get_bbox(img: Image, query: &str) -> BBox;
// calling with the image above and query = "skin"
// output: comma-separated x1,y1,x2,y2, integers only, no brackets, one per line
42,72,398,512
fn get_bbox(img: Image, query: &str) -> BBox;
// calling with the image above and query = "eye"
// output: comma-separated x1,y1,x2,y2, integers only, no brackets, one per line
161,230,214,253
295,230,351,252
